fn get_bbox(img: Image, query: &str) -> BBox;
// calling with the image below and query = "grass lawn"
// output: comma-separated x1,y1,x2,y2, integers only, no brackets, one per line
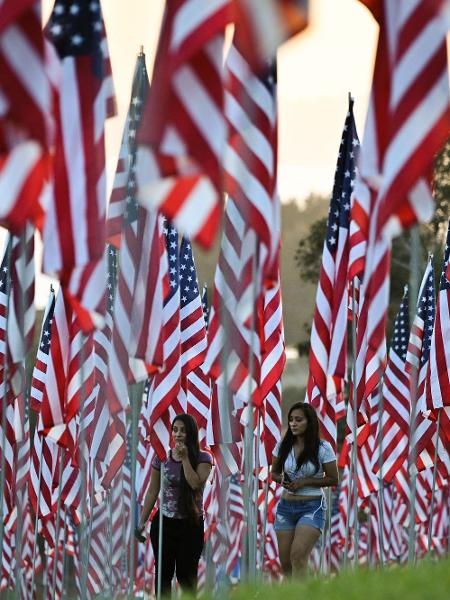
211,559,450,600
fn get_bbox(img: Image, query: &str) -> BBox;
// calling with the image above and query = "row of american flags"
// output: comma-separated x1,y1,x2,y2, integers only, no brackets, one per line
0,0,450,596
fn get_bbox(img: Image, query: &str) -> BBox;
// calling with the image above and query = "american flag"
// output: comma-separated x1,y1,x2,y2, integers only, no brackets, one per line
405,259,448,477
305,99,359,451
426,221,450,411
149,223,181,460
186,285,211,446
107,52,168,415
355,0,450,407
179,237,207,379
376,288,410,482
136,0,230,248
30,287,55,411
43,0,115,329
232,0,308,72
224,37,279,284
203,197,262,406
0,2,52,231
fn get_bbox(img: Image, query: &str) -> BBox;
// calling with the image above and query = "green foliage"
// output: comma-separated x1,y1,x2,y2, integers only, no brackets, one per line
294,217,327,284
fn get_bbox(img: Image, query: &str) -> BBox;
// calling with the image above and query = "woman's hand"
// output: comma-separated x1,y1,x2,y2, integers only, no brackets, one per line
175,442,188,460
134,525,146,543
283,478,305,493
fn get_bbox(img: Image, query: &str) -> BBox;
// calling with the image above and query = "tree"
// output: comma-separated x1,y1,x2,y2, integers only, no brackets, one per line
294,137,450,355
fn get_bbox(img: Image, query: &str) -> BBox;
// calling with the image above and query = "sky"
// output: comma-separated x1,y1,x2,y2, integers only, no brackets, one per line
28,0,378,306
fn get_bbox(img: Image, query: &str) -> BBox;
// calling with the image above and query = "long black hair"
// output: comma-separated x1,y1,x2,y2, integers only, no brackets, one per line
273,402,321,475
172,413,201,521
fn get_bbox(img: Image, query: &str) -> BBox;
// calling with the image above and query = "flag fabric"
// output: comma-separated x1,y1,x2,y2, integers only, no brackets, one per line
426,221,450,411
305,99,359,450
224,37,279,283
354,0,450,401
260,280,285,461
179,237,207,379
377,287,410,482
0,1,52,232
148,223,181,460
38,289,96,452
232,0,308,72
5,223,35,397
359,0,450,241
203,197,262,405
30,288,55,410
106,52,168,415
43,0,116,328
136,0,230,248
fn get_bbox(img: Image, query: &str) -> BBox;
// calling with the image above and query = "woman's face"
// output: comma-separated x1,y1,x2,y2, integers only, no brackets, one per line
288,409,308,437
172,420,187,445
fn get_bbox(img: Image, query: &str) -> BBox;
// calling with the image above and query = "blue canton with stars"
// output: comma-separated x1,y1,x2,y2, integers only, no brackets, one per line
163,221,179,304
0,241,11,296
201,285,209,328
390,288,409,361
326,98,359,252
439,220,450,291
39,292,56,356
106,245,117,316
124,53,149,226
417,261,435,367
46,0,104,75
179,238,200,308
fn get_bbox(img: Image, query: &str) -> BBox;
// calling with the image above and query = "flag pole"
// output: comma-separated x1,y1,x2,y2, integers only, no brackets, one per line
407,246,425,565
60,515,68,599
258,475,270,575
30,436,44,599
0,238,12,564
367,500,372,568
156,475,165,600
242,243,259,582
107,489,114,596
427,409,442,556
52,447,66,600
128,382,143,598
343,461,354,567
376,370,385,568
350,278,360,564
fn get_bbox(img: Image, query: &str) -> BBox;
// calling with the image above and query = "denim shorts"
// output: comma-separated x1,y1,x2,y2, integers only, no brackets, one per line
274,497,326,533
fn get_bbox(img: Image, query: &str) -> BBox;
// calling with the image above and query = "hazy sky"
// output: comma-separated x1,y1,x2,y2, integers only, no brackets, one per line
96,0,378,200
30,0,377,306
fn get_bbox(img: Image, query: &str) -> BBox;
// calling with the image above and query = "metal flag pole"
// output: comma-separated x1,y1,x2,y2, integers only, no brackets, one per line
242,242,259,583
367,501,372,568
427,410,442,556
0,239,12,565
107,490,114,597
251,413,262,576
258,475,270,576
128,382,143,598
81,463,96,594
60,515,68,599
407,228,421,565
30,437,44,599
343,461,354,567
350,278,360,565
156,474,165,600
52,447,66,600
326,486,333,576
376,372,385,568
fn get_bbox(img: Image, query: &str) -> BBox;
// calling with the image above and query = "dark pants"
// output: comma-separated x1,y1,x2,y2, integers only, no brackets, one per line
150,511,204,597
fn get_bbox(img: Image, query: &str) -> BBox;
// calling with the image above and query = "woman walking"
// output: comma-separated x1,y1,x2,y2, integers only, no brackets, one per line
135,414,213,596
271,402,338,577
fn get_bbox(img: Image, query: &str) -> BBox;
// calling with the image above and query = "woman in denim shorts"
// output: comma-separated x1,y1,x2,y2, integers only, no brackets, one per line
271,402,338,577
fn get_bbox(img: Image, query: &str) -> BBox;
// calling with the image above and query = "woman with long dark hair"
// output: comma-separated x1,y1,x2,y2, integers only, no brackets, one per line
271,402,338,577
135,414,212,595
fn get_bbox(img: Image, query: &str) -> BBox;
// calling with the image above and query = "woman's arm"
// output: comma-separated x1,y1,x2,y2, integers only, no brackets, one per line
182,458,212,490
270,453,283,484
137,467,161,530
284,460,339,492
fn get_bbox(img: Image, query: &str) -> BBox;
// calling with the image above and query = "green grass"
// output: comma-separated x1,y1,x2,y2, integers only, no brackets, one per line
198,559,450,600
